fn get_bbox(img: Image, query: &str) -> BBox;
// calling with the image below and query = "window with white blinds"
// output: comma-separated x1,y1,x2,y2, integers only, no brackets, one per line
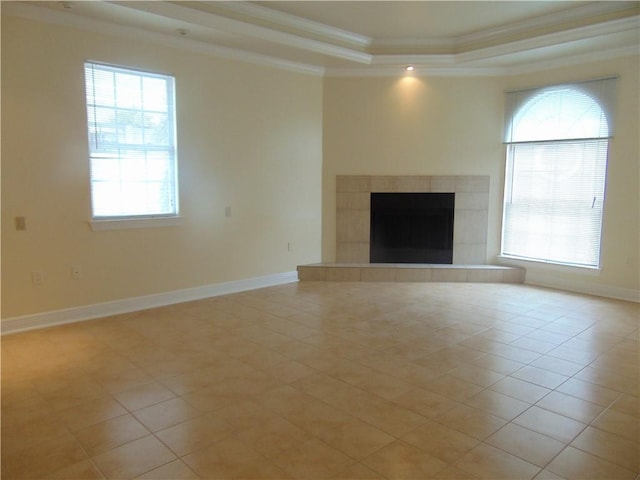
84,62,178,219
501,78,616,268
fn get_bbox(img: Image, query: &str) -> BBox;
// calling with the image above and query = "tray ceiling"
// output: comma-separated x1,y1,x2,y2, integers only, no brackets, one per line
4,1,639,75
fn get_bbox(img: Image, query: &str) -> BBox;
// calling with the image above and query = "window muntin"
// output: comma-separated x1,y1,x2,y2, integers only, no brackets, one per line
84,62,178,219
501,78,615,269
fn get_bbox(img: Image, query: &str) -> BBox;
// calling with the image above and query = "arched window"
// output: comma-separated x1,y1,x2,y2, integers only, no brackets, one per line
501,78,616,268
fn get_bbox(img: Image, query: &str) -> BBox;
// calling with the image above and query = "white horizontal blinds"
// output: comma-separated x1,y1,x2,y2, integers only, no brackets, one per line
84,62,177,218
502,78,615,268
504,77,616,142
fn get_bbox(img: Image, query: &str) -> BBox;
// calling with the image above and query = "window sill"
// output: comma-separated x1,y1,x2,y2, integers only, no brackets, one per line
497,254,601,274
90,216,182,231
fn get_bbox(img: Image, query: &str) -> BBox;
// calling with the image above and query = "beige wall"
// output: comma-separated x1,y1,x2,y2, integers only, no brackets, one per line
2,14,638,320
1,15,323,318
322,58,639,297
322,75,506,261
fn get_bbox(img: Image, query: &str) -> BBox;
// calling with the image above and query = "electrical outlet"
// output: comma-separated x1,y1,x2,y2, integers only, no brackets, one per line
71,265,82,279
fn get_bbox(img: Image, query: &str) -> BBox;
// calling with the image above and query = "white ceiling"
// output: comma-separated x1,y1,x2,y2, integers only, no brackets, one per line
257,1,587,39
4,1,639,76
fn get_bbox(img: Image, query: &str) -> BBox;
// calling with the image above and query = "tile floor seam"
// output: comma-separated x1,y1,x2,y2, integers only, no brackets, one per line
544,444,639,480
568,426,640,473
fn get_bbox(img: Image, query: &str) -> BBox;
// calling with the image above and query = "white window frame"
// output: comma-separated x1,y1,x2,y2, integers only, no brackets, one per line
500,77,616,269
84,61,180,230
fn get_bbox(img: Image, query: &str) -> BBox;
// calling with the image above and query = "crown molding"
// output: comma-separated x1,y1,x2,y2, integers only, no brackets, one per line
456,15,640,64
3,2,325,76
369,2,638,54
505,44,640,76
372,54,456,66
457,1,639,46
326,44,639,78
4,1,638,79
111,1,372,64
330,16,640,76
212,1,371,49
324,65,508,77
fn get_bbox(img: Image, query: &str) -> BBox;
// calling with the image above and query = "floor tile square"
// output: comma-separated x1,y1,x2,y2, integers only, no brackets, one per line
513,406,586,443
486,423,566,467
74,414,149,456
422,374,485,401
270,438,354,478
535,391,605,423
155,413,234,457
555,378,621,407
401,421,480,464
546,446,636,480
92,435,176,479
590,408,639,441
464,389,531,420
434,404,508,440
511,365,569,389
315,417,396,460
392,387,462,419
132,397,202,432
112,382,176,412
361,440,448,479
454,443,541,479
571,425,639,472
3,431,89,480
489,376,551,404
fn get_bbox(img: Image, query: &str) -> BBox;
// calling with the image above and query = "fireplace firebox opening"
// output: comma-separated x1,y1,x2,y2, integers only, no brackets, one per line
370,192,455,264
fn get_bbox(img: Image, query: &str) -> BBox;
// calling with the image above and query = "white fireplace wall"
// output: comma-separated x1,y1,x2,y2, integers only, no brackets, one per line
336,175,489,264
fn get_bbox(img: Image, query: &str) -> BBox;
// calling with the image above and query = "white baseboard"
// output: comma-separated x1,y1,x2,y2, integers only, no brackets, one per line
525,272,640,303
1,271,299,335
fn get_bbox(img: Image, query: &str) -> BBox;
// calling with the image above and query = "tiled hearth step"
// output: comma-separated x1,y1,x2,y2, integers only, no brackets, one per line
297,263,525,283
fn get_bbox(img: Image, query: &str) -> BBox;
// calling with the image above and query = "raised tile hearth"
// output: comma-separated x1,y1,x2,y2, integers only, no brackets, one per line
297,263,525,283
312,174,526,283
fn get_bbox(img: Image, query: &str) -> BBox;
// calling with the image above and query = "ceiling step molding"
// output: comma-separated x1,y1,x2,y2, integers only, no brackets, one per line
112,1,373,64
211,1,372,50
455,15,640,64
3,2,326,76
4,1,638,77
456,1,639,46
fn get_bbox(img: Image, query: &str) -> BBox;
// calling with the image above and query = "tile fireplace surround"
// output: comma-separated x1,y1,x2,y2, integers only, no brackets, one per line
297,175,525,284
336,175,489,264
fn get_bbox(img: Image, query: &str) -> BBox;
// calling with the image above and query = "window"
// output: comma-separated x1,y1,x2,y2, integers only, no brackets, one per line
501,77,616,268
84,62,178,220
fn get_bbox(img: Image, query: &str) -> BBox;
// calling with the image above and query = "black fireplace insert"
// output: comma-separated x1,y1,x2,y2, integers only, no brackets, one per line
370,192,454,263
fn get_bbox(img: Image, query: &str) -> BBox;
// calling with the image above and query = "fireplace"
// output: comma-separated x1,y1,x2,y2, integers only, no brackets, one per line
370,193,455,263
336,175,490,264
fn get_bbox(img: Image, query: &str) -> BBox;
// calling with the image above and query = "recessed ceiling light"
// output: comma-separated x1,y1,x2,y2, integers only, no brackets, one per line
405,65,415,72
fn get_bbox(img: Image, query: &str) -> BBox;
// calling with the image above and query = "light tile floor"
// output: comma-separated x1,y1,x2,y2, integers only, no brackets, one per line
2,282,639,480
